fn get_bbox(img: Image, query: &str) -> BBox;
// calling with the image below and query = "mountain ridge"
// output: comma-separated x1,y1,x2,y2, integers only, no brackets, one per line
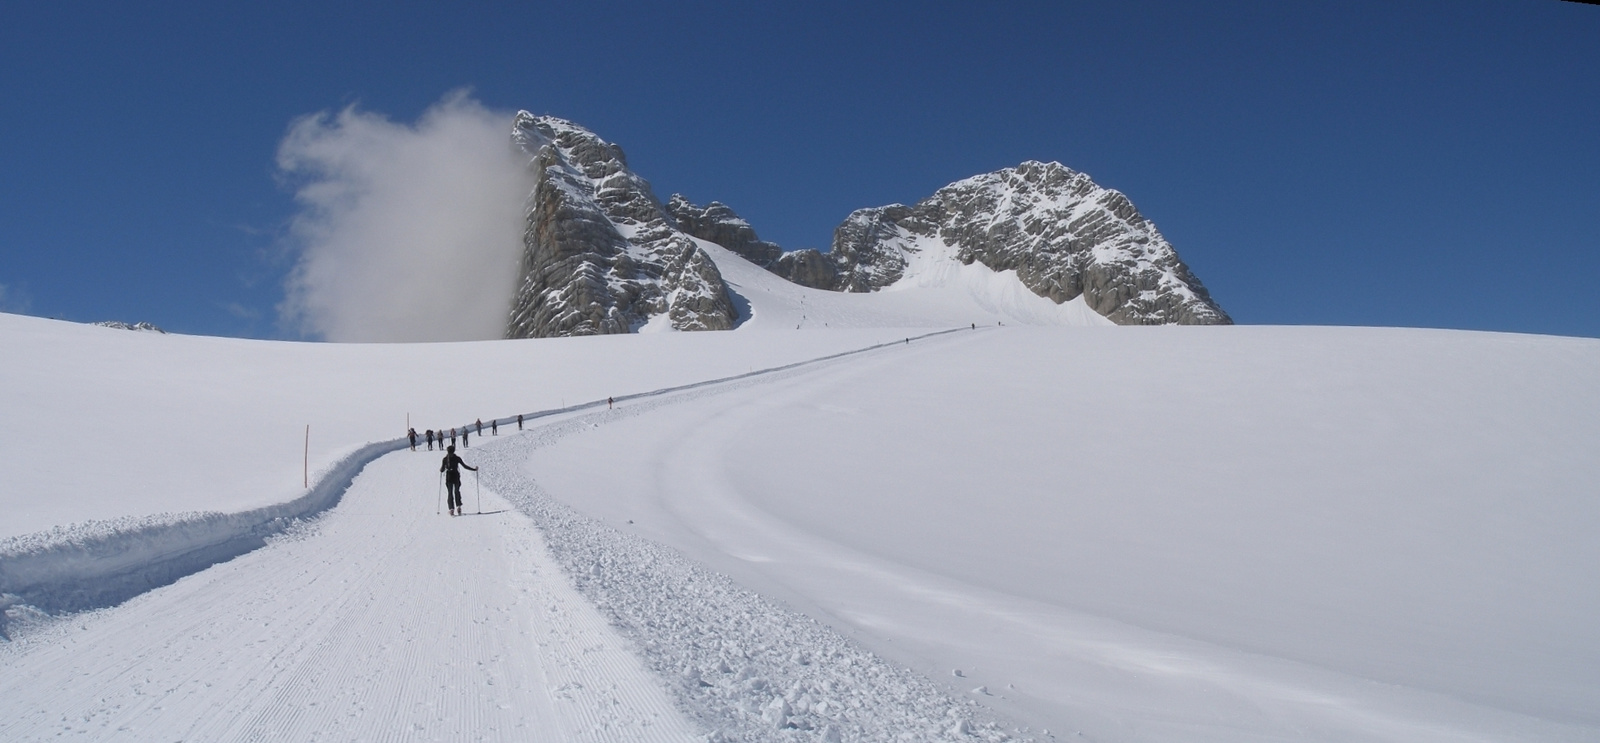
508,114,1230,338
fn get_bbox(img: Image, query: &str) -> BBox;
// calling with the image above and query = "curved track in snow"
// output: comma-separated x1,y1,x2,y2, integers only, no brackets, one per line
0,328,963,622
2,327,1024,742
0,447,699,741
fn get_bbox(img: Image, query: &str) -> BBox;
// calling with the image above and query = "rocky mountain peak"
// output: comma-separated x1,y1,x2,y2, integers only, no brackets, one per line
915,159,1230,324
505,115,1229,336
504,114,737,338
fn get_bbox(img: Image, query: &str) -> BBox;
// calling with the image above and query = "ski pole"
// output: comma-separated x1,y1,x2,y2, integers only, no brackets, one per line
437,472,443,515
475,470,482,514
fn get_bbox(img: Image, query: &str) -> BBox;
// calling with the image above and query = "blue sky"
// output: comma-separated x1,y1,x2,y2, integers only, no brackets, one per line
2,0,1596,339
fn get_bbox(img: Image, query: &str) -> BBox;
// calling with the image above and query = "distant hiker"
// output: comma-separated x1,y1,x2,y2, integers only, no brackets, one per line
408,428,418,451
608,396,614,409
476,419,483,435
971,323,975,330
439,445,477,517
462,427,470,448
491,419,498,435
517,414,523,430
450,428,457,447
426,429,435,451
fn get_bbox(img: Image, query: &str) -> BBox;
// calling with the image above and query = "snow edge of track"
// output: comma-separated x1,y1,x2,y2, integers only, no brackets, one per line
0,437,398,620
475,363,1039,742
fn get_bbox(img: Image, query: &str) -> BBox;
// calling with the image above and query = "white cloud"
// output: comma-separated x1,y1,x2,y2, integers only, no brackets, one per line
277,91,533,342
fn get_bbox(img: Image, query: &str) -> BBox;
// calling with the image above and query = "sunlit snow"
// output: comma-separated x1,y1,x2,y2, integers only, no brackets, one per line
1,246,1596,741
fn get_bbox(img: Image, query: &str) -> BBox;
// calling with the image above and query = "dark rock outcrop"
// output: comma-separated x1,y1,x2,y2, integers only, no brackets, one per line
504,115,737,338
666,195,839,291
903,161,1229,325
94,321,167,333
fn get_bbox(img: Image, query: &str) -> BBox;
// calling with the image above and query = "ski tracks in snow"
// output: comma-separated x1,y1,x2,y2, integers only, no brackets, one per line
472,334,1033,743
0,448,698,742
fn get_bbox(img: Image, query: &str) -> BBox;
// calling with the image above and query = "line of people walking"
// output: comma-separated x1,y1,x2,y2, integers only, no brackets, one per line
409,414,523,453
399,403,609,519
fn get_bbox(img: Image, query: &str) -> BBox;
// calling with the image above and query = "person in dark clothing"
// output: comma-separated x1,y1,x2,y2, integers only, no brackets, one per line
462,427,470,448
491,419,498,435
476,419,483,435
426,429,434,451
450,428,457,447
408,428,417,451
517,414,523,430
439,445,477,516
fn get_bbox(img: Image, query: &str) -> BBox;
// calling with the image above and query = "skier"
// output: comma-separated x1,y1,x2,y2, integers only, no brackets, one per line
476,418,483,435
491,419,498,435
517,414,523,430
608,396,614,409
450,428,457,447
408,427,417,451
439,445,477,517
462,427,470,448
426,429,435,451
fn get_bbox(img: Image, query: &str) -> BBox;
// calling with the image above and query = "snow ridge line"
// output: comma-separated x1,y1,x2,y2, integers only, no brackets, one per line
0,327,970,629
474,338,1033,742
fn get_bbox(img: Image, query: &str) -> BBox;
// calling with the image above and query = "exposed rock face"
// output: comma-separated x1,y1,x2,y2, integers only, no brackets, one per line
665,195,782,267
667,162,1228,325
504,115,737,338
94,321,167,333
666,195,839,291
508,114,1227,334
898,161,1230,325
771,249,838,291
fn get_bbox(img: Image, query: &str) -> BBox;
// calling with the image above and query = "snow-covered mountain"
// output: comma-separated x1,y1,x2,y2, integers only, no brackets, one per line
673,162,1229,325
507,115,1227,337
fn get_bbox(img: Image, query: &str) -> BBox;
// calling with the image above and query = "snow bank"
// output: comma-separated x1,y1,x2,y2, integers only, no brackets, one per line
477,417,1034,742
0,438,400,619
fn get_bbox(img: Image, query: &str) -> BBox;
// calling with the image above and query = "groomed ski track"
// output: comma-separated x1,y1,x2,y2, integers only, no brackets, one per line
0,452,699,741
1,327,1021,742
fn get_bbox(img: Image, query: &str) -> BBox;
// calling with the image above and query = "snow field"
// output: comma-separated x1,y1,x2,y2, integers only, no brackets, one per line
695,239,1112,332
472,380,1035,742
520,325,1600,742
0,445,699,742
0,311,933,540
4,268,1598,743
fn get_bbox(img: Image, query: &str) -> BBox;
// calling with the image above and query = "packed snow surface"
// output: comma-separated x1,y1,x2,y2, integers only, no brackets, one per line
1,449,699,741
2,254,1598,740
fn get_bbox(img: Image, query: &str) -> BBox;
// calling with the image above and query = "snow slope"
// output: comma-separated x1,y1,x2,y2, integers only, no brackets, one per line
520,325,1600,741
697,238,1112,331
0,312,924,540
2,251,1598,741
